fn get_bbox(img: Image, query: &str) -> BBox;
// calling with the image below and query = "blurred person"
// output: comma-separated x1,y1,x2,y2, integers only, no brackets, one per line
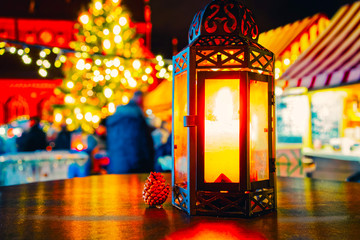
106,91,155,174
54,124,71,150
22,117,47,152
151,119,170,150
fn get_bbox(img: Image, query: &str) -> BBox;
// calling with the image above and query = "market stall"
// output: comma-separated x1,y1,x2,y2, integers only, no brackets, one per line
259,13,329,81
258,13,330,177
278,1,360,181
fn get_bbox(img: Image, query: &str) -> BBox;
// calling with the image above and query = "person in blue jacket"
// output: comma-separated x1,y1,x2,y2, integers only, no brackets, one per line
106,91,155,174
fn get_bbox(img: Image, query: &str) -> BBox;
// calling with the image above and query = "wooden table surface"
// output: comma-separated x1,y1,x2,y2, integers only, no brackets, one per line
0,174,359,240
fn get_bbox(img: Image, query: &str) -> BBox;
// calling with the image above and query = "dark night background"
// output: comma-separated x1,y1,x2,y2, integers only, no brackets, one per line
0,0,357,59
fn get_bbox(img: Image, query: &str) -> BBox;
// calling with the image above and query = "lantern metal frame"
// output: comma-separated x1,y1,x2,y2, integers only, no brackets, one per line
172,0,276,217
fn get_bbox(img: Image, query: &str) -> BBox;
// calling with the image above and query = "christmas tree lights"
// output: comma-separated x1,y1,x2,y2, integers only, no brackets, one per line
54,0,171,133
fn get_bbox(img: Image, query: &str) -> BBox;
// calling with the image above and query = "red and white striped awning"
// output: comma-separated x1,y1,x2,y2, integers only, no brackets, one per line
280,1,360,90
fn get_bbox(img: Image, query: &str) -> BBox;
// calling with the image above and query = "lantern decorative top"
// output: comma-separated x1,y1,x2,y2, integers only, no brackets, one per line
188,0,259,46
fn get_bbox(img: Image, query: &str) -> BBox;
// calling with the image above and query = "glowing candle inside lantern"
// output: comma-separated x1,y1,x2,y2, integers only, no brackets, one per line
204,80,240,183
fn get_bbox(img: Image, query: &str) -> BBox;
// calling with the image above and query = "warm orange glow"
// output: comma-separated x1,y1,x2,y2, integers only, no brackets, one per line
39,30,53,44
173,71,188,189
204,79,239,183
249,80,269,182
76,143,84,151
166,222,266,240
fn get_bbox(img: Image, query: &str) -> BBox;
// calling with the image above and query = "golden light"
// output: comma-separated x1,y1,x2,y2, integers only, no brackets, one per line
124,70,131,78
0,49,5,55
24,48,30,53
113,25,121,35
132,59,141,70
108,102,116,113
22,55,32,64
112,0,119,3
142,75,148,81
128,78,137,88
275,73,280,79
85,112,92,122
168,65,173,71
59,55,67,63
39,50,46,58
275,60,281,68
17,49,24,55
76,59,85,70
76,143,84,151
76,113,84,120
66,81,74,89
119,17,127,26
74,108,81,114
65,118,73,125
43,60,51,68
95,59,101,66
104,87,113,98
105,75,111,80
85,63,91,70
103,39,111,49
122,95,129,104
80,97,87,103
159,60,165,67
283,58,290,66
79,14,90,24
113,58,121,67
114,35,122,43
92,115,100,123
110,69,119,77
54,60,61,68
105,68,111,74
55,113,63,123
145,67,152,74
64,95,75,104
38,68,47,77
94,70,100,76
103,28,110,35
275,68,281,74
94,1,102,10
87,90,94,96
105,60,113,67
9,47,16,54
156,55,162,61
52,47,60,54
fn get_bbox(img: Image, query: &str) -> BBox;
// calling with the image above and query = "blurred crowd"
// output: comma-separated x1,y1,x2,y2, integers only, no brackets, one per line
0,91,172,177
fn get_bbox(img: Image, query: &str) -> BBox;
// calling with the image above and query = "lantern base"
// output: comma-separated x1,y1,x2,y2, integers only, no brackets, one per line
195,188,276,217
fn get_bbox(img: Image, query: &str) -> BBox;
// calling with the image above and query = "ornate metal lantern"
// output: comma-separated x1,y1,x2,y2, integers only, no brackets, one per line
171,0,276,217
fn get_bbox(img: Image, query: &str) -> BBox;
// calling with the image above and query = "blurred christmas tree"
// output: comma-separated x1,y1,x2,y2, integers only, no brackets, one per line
54,0,168,133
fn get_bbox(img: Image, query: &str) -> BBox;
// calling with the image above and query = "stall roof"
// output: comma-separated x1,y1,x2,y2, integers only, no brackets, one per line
258,13,329,57
280,1,360,90
143,79,172,115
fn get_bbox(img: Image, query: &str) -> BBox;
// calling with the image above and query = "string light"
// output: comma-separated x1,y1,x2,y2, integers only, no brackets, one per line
0,0,174,133
79,14,90,25
38,68,47,77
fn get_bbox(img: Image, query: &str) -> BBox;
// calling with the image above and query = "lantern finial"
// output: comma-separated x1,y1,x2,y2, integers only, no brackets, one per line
188,0,259,46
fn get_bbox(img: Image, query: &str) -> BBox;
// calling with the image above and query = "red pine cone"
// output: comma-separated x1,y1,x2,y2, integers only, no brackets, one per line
143,172,170,207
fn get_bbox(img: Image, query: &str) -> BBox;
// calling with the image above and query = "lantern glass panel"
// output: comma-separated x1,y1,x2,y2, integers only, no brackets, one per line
249,80,269,182
174,71,188,189
204,79,240,183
